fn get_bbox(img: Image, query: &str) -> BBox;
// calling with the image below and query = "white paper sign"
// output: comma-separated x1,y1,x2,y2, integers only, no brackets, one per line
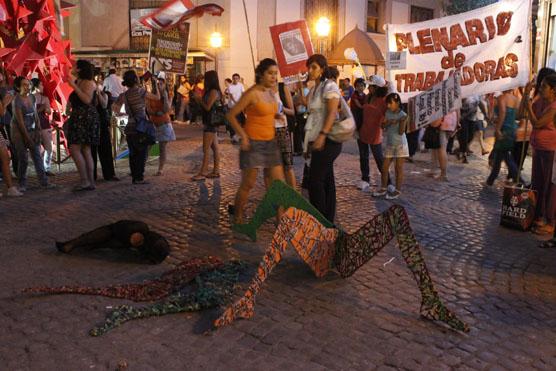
409,73,462,131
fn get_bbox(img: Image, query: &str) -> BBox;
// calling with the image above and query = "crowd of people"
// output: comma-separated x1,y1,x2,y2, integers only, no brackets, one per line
2,57,556,249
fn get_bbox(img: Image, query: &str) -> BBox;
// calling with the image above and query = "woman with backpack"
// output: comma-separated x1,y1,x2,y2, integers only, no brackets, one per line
190,70,223,181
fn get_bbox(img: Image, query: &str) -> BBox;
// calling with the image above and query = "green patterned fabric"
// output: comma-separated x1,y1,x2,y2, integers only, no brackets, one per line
232,180,333,241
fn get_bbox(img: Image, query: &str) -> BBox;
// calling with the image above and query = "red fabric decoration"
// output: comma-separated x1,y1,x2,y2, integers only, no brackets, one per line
140,1,224,30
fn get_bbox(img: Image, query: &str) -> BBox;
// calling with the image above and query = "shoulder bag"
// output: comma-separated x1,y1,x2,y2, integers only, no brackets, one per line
124,91,156,145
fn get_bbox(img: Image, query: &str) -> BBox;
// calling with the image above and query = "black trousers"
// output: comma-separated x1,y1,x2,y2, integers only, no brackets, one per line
127,134,148,182
92,120,115,180
407,130,420,157
512,140,529,171
457,119,476,154
309,138,342,222
293,113,307,154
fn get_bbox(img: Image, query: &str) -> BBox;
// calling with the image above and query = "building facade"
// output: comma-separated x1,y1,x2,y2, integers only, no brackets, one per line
66,0,443,84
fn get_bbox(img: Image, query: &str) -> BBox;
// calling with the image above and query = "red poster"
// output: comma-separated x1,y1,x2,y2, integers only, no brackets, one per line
270,20,314,83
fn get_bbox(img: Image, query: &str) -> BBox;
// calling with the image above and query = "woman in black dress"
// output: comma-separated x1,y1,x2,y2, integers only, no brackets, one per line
67,60,100,191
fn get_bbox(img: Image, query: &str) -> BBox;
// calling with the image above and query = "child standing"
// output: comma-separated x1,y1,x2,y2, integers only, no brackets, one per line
372,93,408,200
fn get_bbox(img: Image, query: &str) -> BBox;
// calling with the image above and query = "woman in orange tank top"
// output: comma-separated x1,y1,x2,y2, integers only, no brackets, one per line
146,72,175,176
226,58,286,223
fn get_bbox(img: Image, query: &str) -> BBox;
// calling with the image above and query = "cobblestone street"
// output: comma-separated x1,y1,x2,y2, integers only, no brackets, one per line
1,124,556,370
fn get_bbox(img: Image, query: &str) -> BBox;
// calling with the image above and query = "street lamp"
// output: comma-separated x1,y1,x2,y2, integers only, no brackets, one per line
209,32,223,73
314,17,330,54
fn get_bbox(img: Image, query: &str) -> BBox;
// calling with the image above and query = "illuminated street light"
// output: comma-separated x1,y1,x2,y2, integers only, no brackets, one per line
315,17,331,37
209,32,223,48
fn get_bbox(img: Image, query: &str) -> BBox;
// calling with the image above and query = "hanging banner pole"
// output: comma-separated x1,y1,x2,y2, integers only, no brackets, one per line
242,0,256,71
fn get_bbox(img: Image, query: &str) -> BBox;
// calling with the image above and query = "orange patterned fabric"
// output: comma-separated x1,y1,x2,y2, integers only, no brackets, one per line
214,208,338,327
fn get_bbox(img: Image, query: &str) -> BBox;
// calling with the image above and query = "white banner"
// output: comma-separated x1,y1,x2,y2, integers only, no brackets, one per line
409,73,462,132
386,0,531,101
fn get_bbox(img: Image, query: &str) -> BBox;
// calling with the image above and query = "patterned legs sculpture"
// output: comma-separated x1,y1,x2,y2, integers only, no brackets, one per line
219,181,469,332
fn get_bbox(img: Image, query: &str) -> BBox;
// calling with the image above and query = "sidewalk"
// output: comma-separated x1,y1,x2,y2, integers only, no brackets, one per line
1,124,555,370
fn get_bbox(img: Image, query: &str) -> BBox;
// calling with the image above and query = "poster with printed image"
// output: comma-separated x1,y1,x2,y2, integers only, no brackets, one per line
270,20,314,84
148,23,190,74
279,29,309,64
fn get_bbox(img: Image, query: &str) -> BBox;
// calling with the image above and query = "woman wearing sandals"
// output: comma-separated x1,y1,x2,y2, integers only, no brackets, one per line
226,58,285,223
190,70,222,181
66,60,100,191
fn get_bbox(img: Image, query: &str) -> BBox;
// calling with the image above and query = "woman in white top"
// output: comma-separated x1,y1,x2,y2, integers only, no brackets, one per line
304,54,341,222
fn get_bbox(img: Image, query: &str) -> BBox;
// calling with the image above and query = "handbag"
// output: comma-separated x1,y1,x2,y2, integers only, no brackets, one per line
209,98,228,127
327,95,355,143
124,91,156,145
500,185,537,231
423,125,441,149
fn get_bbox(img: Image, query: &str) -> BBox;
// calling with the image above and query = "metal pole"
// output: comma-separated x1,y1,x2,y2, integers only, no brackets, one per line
242,0,256,71
56,126,61,172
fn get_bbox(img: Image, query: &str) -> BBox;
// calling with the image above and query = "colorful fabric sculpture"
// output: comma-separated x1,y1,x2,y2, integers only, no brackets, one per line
23,182,468,335
139,0,224,31
24,257,247,336
222,181,470,332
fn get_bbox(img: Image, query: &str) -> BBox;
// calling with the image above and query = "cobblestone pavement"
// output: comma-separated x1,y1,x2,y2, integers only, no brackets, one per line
1,124,556,370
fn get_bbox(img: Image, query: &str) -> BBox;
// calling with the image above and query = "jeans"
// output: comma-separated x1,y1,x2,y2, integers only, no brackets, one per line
357,140,390,184
127,134,148,182
11,129,47,188
309,138,342,222
41,128,53,172
487,149,518,185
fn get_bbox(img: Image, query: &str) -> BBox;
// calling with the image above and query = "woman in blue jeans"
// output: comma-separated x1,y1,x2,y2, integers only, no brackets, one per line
486,89,520,186
11,76,52,192
113,71,161,184
358,75,390,190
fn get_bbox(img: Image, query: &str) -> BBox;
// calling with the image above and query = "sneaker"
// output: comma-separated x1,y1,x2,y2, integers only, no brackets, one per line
357,180,370,191
18,186,26,193
7,186,23,197
386,190,401,200
372,188,387,197
387,184,396,193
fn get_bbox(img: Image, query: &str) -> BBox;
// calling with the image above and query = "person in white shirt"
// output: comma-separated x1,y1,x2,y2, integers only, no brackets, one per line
226,73,245,143
102,69,125,111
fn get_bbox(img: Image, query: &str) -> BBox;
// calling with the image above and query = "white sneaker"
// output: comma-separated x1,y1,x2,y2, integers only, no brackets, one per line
386,189,401,200
357,180,370,191
18,186,26,193
7,186,23,197
372,188,387,197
